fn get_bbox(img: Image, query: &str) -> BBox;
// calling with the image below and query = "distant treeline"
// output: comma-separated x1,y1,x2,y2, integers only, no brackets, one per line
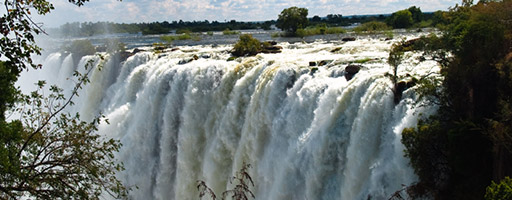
50,10,438,37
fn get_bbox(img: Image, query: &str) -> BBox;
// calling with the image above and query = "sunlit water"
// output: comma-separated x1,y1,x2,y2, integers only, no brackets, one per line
22,33,439,200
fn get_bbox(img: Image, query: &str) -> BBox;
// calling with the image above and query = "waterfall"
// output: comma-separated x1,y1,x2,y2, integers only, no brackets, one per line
34,35,439,200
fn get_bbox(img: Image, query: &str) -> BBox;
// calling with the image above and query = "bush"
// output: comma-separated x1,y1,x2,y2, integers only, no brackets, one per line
223,29,240,35
485,177,512,200
64,40,96,66
160,33,201,43
354,21,391,33
232,34,262,57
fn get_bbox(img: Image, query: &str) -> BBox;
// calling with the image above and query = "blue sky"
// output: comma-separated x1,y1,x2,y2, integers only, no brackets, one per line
37,0,461,27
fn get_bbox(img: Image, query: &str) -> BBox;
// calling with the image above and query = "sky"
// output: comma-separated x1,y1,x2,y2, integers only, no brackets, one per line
35,0,462,28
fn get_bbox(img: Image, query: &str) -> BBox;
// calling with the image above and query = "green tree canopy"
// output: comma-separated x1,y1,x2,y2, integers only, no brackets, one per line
408,6,423,23
0,0,128,198
387,9,413,29
398,0,512,199
276,7,309,35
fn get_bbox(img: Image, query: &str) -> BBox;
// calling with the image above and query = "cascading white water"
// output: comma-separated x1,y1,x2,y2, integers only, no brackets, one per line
33,34,439,200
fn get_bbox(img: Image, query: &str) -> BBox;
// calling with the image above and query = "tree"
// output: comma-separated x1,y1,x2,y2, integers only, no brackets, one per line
276,6,309,35
399,0,512,199
387,9,413,29
408,6,423,23
0,0,128,198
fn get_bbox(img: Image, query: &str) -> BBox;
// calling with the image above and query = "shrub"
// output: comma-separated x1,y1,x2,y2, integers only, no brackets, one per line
223,29,240,35
354,21,391,33
485,177,512,200
232,34,262,57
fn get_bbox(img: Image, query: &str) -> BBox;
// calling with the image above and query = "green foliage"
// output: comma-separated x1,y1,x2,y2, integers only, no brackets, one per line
408,6,424,23
387,9,414,29
64,40,96,65
485,177,512,200
291,26,345,37
160,33,201,43
223,29,240,35
0,60,128,199
1,0,127,198
399,1,512,199
0,62,19,121
354,21,391,33
232,34,262,57
276,7,309,35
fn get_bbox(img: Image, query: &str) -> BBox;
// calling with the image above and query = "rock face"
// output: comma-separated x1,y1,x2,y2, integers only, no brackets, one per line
344,64,362,81
132,48,144,54
393,78,417,104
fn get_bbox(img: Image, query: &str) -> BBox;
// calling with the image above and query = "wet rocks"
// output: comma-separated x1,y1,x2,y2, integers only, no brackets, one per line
342,37,356,42
309,60,333,67
178,54,200,65
261,41,283,54
344,64,362,81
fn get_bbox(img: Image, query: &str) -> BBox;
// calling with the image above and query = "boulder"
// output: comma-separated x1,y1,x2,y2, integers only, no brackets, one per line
266,41,278,45
344,65,362,81
309,61,317,66
342,37,356,42
310,67,319,75
330,47,342,53
345,65,362,74
261,45,283,54
132,48,144,54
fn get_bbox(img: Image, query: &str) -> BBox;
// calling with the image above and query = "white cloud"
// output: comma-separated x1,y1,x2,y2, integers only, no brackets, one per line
36,0,460,27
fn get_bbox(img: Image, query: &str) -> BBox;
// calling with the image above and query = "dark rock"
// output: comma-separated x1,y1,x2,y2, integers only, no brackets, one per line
171,48,180,52
261,49,282,54
201,54,211,59
318,60,333,66
309,61,317,66
265,46,283,51
120,51,133,61
385,37,393,41
310,67,319,75
393,78,417,104
178,55,199,65
344,65,362,81
331,47,342,53
345,65,362,74
154,46,166,51
132,48,144,54
402,38,420,48
342,37,356,42
267,41,278,45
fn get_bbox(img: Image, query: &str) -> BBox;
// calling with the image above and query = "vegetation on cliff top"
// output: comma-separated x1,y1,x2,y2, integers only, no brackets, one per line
392,0,512,199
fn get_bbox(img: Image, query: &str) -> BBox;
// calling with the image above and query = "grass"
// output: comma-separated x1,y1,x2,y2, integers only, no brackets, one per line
297,26,346,37
275,25,346,37
353,58,373,64
223,28,240,35
353,21,391,33
160,33,201,43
